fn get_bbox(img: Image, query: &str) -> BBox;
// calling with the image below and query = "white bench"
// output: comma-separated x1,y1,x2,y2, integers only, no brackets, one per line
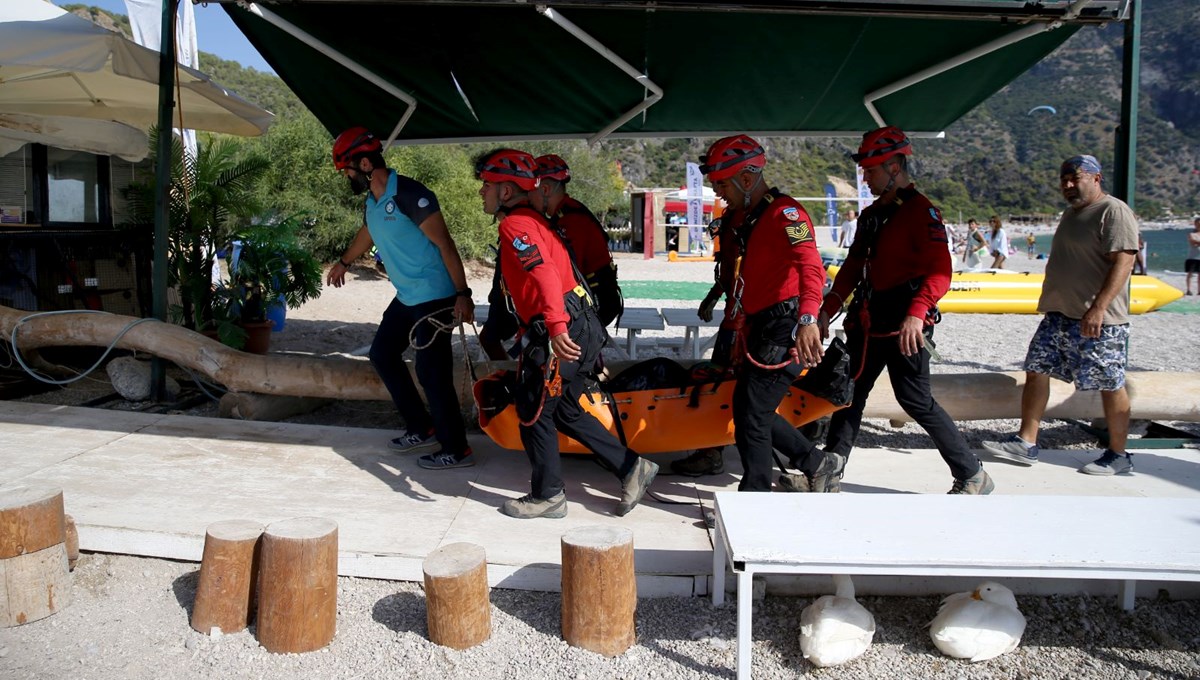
711,493,1200,680
614,306,663,358
660,307,722,360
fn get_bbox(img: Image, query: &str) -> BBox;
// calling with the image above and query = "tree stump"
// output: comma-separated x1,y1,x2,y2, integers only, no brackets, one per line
63,514,79,571
0,485,71,627
191,520,264,635
256,517,338,653
423,542,490,649
561,525,636,656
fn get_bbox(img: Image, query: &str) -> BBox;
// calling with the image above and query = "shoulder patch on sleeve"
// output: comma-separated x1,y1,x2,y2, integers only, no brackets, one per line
785,220,813,246
782,206,801,222
510,234,544,271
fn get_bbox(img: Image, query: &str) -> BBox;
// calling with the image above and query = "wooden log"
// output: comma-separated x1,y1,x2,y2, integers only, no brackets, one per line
0,485,65,558
191,520,264,635
256,517,338,653
63,514,79,571
422,542,490,649
0,485,70,627
218,392,331,421
561,525,636,656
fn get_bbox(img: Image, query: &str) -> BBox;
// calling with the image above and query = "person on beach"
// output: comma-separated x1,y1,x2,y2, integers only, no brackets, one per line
963,219,988,269
838,209,859,248
1185,218,1200,295
1134,234,1148,275
475,148,658,518
699,134,842,493
1026,231,1037,259
987,215,1009,269
818,125,994,495
982,154,1140,476
326,127,475,470
670,206,745,477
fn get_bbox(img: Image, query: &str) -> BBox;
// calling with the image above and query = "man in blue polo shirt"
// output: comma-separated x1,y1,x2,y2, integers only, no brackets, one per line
326,127,475,469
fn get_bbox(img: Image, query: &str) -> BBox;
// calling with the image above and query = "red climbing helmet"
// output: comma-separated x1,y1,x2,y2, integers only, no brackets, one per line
332,126,382,170
534,154,571,182
699,135,766,180
476,149,540,191
851,126,912,167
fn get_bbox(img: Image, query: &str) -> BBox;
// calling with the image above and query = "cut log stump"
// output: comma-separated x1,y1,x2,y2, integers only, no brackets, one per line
423,542,490,649
0,485,71,627
191,520,264,635
561,525,636,656
256,517,338,653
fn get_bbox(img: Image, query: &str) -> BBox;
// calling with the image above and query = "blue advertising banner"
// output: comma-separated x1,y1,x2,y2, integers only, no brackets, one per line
824,183,838,244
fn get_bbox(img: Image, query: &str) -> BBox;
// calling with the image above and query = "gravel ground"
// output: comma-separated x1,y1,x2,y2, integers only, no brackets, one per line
4,246,1200,679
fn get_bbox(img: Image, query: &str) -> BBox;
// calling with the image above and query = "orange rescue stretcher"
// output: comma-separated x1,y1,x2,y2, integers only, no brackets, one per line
474,340,853,454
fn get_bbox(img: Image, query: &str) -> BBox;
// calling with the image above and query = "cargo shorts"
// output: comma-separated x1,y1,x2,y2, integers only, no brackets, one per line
1023,312,1129,391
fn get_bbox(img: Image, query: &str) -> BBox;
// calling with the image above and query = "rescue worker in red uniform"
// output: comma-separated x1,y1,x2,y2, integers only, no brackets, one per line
479,154,623,360
669,206,744,477
531,154,623,326
475,149,659,519
817,126,994,495
700,135,843,492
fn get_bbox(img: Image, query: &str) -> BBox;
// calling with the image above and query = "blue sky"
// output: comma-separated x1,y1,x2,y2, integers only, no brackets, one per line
58,1,275,74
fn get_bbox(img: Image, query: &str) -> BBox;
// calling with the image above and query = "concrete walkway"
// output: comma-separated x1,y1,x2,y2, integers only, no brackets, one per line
3,401,1197,598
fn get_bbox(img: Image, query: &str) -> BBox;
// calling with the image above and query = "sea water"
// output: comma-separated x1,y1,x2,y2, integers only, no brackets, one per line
1034,228,1194,274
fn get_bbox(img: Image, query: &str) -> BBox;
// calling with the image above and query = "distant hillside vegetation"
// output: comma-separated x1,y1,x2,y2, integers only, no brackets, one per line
72,1,1200,219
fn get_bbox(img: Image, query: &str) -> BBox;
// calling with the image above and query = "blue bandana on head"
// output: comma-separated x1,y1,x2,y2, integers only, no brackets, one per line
1061,155,1102,176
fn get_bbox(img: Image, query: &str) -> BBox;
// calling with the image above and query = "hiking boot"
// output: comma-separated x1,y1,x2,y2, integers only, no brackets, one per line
389,429,440,454
501,492,567,519
1080,449,1134,476
418,449,475,470
777,473,811,493
948,468,995,495
615,458,659,517
982,435,1039,466
809,451,846,493
670,447,725,477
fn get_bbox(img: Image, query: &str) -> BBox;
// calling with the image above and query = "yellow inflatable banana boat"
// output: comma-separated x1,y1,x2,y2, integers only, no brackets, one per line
826,266,1183,314
475,348,852,454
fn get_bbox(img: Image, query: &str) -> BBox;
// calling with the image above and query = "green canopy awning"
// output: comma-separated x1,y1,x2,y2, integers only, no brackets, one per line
220,0,1127,145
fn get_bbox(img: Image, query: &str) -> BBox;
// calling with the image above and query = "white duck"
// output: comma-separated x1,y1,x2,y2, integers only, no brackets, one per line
929,581,1026,662
798,574,876,667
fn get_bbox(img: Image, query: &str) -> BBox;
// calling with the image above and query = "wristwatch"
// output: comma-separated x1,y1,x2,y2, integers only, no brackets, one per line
455,288,473,298
798,313,816,326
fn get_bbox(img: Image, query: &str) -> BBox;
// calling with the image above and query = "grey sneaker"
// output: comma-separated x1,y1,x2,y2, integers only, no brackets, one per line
1080,450,1134,476
615,458,659,516
501,492,567,519
670,447,725,476
982,435,1039,466
809,451,846,493
777,473,811,493
418,450,475,470
389,429,440,454
948,468,995,495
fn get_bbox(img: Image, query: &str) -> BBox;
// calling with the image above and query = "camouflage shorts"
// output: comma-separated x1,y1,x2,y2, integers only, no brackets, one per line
1023,312,1129,391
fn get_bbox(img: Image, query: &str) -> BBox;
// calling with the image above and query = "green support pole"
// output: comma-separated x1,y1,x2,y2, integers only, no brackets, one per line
150,0,178,402
1113,0,1141,209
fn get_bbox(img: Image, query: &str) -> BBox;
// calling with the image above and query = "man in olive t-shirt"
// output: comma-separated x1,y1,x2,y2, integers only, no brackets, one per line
982,155,1139,476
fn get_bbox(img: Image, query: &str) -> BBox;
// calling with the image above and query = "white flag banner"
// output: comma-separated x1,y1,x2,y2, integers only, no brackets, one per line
685,162,703,228
125,0,198,159
856,165,873,212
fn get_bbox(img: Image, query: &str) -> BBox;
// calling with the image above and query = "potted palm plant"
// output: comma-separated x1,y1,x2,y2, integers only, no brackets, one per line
122,129,270,347
221,214,323,353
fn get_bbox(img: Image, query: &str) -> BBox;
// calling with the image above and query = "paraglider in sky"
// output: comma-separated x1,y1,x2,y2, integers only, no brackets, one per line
1027,105,1057,115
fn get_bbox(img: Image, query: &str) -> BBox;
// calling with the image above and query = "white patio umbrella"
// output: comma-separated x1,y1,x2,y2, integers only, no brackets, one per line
0,0,273,159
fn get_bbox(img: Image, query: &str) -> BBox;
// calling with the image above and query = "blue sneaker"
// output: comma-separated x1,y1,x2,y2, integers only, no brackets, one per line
418,450,475,470
1080,450,1133,476
981,435,1039,466
389,429,440,454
